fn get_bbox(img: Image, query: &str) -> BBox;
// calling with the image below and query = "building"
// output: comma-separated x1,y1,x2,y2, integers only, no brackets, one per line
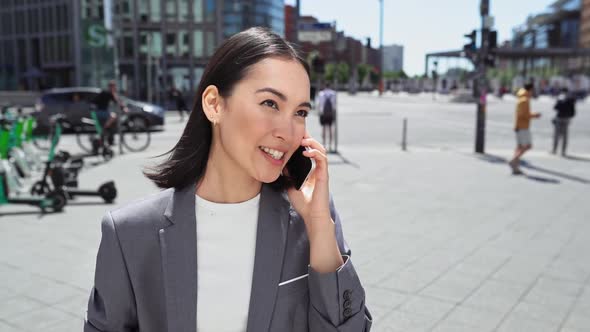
0,0,285,101
580,0,590,47
512,0,583,49
284,5,381,87
223,0,284,39
383,44,404,73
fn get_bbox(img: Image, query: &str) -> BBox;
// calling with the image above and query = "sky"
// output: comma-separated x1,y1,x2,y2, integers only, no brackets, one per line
286,0,556,76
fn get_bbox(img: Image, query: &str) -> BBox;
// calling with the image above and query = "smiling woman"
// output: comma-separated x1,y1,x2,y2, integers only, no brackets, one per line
84,27,372,332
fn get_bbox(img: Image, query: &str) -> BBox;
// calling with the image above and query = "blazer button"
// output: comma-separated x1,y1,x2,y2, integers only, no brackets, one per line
343,308,352,318
344,299,352,308
343,289,352,300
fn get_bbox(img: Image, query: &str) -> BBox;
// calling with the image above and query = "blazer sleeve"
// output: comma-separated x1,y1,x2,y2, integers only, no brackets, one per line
84,212,138,332
307,196,373,331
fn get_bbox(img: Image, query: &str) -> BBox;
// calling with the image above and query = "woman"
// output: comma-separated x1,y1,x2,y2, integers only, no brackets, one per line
84,27,372,332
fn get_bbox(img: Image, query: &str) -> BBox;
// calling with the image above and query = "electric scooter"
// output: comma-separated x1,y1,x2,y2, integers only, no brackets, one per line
28,115,117,203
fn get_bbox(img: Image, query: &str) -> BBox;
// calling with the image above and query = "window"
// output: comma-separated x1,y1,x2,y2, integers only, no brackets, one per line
179,0,189,21
193,0,202,22
193,30,203,57
139,0,149,22
165,0,177,20
29,9,39,33
1,12,13,35
205,0,215,22
150,0,161,22
123,35,134,58
179,31,189,57
16,10,25,34
166,32,176,56
140,31,162,57
206,31,215,56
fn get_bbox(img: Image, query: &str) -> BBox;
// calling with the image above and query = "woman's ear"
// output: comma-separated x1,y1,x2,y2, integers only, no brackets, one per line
202,85,223,124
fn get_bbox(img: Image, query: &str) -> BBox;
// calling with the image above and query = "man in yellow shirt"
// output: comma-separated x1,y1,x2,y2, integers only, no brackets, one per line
509,83,541,175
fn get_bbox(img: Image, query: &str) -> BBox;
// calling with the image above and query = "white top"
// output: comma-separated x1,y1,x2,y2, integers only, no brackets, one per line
195,193,260,332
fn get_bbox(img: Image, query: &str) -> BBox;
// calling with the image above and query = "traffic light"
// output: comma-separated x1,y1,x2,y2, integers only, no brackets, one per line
484,54,496,67
488,30,497,50
312,57,325,74
463,30,477,54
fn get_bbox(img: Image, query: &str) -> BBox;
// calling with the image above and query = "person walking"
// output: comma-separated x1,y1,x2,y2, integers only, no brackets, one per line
552,88,576,156
317,82,337,152
509,83,541,175
169,85,190,121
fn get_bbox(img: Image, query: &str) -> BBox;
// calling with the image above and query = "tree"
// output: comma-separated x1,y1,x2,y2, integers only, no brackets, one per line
324,63,336,82
336,62,350,84
357,64,371,85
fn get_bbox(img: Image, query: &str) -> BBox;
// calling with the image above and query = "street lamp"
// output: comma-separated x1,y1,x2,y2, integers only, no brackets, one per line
379,0,384,96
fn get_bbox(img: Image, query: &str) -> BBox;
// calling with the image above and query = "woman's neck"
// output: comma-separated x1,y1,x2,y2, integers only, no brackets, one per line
195,143,262,204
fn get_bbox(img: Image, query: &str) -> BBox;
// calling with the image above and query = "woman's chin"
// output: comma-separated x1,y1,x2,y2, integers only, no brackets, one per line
257,172,282,184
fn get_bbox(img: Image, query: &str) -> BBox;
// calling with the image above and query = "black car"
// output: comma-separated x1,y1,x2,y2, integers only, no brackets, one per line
33,87,165,133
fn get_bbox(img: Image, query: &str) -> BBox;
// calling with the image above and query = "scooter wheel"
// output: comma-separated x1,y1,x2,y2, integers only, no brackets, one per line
99,182,117,203
46,190,67,212
31,181,50,196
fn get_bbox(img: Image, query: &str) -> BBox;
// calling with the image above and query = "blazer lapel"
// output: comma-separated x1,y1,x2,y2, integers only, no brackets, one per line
246,184,290,332
160,184,198,332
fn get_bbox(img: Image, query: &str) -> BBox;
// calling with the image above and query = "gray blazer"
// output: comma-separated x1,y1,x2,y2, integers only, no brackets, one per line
85,183,372,332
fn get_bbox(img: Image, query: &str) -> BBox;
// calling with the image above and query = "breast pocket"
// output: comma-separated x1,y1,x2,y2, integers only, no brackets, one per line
278,274,309,297
271,275,310,331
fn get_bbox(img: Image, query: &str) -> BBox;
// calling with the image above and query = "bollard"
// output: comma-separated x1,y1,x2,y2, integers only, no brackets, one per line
402,118,407,151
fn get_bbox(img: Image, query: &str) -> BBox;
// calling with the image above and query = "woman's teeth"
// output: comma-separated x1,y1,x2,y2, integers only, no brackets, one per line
260,146,284,160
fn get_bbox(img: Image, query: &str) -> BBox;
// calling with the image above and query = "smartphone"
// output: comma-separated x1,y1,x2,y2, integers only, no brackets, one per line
285,146,316,190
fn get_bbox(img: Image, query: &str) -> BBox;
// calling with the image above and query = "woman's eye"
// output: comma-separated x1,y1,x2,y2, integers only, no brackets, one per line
261,100,278,110
296,110,309,118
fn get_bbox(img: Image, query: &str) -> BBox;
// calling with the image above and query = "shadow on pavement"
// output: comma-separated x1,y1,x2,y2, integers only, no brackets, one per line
475,153,590,185
564,155,590,162
524,174,560,184
328,151,360,169
0,210,56,218
66,202,115,206
520,160,590,184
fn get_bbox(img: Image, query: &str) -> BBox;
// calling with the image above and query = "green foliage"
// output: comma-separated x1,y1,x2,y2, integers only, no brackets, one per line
384,70,408,80
357,64,372,84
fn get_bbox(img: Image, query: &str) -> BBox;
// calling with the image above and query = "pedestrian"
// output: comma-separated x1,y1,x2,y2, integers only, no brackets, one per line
552,87,576,156
169,85,189,121
317,82,337,152
84,27,372,332
509,83,541,175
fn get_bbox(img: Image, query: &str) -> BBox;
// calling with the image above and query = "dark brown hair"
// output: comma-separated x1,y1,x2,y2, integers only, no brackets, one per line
144,27,310,190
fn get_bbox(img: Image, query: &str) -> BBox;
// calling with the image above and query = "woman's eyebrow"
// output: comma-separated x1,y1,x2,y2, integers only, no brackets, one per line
256,87,287,101
256,87,311,108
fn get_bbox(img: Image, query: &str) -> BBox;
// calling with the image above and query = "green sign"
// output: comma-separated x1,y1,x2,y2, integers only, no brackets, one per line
85,23,108,48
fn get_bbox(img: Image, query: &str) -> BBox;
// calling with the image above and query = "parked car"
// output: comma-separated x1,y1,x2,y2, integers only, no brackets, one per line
33,87,165,134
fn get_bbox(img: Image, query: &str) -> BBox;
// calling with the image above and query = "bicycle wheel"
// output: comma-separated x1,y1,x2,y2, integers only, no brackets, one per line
76,132,96,153
122,115,151,152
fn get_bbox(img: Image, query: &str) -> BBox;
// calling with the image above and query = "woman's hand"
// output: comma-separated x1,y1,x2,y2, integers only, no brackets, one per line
286,133,344,273
286,134,330,229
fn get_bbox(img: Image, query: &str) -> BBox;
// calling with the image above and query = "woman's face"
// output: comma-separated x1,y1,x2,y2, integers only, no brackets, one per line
217,57,311,184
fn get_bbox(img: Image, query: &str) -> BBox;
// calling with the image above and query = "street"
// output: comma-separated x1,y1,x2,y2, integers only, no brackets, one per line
1,92,590,331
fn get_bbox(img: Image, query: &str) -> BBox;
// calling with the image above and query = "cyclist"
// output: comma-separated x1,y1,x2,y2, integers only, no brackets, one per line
93,80,129,145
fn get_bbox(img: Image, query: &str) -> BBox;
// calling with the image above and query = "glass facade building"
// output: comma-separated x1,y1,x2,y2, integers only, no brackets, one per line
0,0,285,103
223,0,284,38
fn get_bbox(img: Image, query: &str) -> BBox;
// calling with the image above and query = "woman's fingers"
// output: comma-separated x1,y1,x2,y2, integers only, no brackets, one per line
301,137,327,155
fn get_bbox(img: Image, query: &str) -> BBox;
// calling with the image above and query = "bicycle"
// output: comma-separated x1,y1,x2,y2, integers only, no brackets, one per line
75,110,151,155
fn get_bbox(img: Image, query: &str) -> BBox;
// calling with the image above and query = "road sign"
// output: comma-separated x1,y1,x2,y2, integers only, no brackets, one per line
298,22,332,31
298,30,332,44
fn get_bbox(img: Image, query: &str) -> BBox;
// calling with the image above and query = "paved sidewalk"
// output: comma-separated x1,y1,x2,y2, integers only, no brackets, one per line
1,97,589,331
